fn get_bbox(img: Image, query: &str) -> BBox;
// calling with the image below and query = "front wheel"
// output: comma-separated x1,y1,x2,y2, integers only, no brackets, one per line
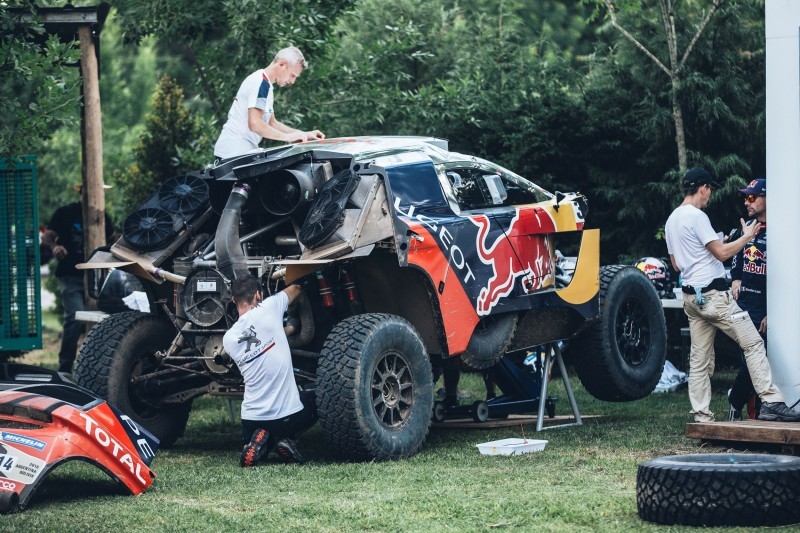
75,311,192,447
315,314,433,460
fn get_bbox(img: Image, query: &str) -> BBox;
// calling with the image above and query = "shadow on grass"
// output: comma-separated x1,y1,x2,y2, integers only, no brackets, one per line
23,461,129,512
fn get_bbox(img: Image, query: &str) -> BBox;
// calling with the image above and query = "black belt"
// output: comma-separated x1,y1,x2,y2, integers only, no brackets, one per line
682,278,728,295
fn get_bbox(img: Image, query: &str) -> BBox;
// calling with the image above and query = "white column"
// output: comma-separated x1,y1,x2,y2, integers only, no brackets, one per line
766,0,800,405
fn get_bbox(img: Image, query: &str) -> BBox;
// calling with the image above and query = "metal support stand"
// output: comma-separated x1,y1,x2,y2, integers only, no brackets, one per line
536,341,582,432
225,397,238,424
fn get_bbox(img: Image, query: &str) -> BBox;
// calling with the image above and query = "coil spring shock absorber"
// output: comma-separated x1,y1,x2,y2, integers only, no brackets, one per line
316,271,335,308
340,265,364,315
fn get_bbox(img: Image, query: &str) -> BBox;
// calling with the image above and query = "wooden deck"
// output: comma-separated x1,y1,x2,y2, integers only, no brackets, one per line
686,419,800,454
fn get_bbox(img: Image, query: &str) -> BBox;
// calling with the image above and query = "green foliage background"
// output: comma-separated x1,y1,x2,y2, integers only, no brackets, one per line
6,0,767,263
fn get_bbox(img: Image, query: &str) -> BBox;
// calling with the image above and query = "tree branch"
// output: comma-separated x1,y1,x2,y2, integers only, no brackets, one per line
680,0,726,68
182,41,224,123
603,0,672,77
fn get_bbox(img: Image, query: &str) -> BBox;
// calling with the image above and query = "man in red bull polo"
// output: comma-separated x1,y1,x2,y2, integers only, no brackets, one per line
727,179,769,420
665,168,800,422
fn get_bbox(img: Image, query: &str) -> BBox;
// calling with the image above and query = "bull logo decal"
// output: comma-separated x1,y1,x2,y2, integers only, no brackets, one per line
237,325,261,352
470,207,555,316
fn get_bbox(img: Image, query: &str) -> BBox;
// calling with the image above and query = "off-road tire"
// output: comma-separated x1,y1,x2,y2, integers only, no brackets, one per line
638,454,800,526
461,313,518,370
570,265,666,401
75,311,191,447
316,313,433,460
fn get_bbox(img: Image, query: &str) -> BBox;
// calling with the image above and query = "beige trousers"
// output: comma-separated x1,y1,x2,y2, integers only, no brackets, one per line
683,290,782,422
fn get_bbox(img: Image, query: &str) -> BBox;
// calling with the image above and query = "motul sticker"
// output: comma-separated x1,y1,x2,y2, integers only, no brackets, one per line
0,443,45,484
1,431,46,451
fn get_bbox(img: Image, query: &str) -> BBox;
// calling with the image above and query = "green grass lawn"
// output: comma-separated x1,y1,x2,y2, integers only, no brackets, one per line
4,312,765,532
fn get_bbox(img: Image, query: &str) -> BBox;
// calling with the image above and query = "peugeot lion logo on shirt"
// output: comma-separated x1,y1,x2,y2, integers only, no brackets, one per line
237,325,262,352
237,325,275,365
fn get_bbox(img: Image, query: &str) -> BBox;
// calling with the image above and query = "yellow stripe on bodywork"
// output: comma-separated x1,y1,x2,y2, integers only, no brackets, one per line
556,229,599,305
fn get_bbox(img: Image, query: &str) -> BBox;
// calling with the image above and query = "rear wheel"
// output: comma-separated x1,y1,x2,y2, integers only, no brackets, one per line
75,311,192,447
570,266,666,401
316,313,433,460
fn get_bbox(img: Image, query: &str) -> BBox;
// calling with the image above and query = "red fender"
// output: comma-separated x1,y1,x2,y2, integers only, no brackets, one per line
0,364,159,513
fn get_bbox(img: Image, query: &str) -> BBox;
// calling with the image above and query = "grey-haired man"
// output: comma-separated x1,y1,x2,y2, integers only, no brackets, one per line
214,46,325,159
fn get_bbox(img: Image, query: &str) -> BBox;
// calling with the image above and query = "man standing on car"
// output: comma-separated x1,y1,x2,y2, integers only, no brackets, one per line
223,274,316,466
41,184,114,378
665,168,800,422
727,179,769,420
213,46,325,159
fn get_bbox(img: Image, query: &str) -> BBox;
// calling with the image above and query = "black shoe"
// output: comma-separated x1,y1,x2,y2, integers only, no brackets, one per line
727,389,742,421
758,402,800,422
275,438,305,464
241,429,270,467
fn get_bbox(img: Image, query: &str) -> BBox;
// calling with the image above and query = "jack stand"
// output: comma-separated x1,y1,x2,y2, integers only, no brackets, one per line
535,341,582,432
431,341,583,429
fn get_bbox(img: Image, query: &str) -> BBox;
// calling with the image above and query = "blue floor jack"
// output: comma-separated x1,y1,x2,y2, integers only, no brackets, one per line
432,341,583,432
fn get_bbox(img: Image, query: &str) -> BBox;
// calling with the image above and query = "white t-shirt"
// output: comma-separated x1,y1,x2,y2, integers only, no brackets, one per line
213,69,275,159
222,291,302,421
665,204,726,287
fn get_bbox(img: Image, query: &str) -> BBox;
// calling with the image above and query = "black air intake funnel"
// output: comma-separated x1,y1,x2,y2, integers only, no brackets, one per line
259,169,317,216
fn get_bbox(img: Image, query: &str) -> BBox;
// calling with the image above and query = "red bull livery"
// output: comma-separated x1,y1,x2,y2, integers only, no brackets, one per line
75,136,666,462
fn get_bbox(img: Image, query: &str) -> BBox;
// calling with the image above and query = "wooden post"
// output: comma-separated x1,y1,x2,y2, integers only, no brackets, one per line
78,25,105,264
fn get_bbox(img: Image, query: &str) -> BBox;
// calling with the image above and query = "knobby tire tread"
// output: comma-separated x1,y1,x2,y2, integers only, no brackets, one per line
316,313,432,461
571,265,665,401
75,311,190,447
637,454,800,526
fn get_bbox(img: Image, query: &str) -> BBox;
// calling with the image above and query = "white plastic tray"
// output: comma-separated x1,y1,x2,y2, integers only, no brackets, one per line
476,438,548,456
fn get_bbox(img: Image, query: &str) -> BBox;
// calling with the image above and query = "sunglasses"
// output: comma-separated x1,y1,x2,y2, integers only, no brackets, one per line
744,194,764,203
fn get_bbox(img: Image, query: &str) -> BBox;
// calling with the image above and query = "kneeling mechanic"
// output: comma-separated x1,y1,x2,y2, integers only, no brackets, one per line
223,275,317,467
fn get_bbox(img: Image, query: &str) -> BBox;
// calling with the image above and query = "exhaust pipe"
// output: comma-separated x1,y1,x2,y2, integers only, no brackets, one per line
215,183,251,280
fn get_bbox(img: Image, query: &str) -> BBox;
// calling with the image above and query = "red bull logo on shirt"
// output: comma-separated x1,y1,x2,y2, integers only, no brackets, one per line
742,245,766,275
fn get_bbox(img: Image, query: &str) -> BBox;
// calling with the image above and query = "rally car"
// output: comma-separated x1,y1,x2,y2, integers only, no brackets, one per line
76,136,666,460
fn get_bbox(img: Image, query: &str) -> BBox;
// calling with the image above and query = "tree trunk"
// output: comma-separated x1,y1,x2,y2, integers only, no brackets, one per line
78,27,106,259
661,0,687,172
671,76,688,172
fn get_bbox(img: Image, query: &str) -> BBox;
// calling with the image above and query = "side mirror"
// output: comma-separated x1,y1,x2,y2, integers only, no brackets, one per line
554,191,566,212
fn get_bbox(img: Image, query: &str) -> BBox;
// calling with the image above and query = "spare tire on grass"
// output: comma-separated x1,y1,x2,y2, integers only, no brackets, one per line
570,265,666,401
638,453,800,526
461,313,518,370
